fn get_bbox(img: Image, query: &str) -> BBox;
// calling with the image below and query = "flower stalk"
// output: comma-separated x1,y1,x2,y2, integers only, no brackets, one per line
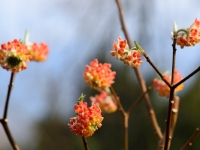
180,126,200,150
115,0,163,141
82,137,89,150
0,72,20,150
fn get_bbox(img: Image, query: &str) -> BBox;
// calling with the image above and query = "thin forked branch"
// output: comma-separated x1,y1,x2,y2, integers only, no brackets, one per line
173,66,200,89
127,84,153,115
115,0,163,140
0,72,20,150
180,126,200,150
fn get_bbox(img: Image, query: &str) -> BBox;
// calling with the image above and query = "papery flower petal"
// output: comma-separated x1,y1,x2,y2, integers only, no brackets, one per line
68,101,104,137
24,30,49,62
83,59,116,90
29,43,49,62
174,18,200,48
90,91,117,113
111,37,142,67
153,70,184,98
0,39,31,72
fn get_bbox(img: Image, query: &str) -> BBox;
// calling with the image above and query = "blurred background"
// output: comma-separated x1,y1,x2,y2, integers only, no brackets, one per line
0,0,200,149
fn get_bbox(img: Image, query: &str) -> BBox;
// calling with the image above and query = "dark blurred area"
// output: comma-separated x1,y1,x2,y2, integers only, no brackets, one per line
1,0,200,149
29,62,200,150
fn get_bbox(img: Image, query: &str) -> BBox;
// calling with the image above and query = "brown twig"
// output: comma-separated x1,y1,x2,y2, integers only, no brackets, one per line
143,56,171,88
115,0,132,47
170,96,180,137
158,96,180,150
157,132,165,150
164,34,177,150
180,126,200,150
0,72,20,150
127,84,153,115
109,86,128,150
173,66,200,89
3,72,16,119
109,86,126,115
1,119,20,150
170,37,177,86
110,84,153,149
124,113,129,150
167,96,180,149
115,0,163,141
110,84,153,150
82,137,89,150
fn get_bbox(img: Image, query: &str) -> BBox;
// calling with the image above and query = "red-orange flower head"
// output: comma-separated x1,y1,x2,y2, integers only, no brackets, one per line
68,100,104,137
111,37,142,67
175,18,200,48
90,91,117,113
0,39,31,73
83,59,116,90
29,43,49,62
153,70,184,98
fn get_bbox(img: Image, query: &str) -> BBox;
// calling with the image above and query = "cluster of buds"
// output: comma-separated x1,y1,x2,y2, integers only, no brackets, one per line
0,32,49,73
0,39,31,72
83,59,116,90
28,43,49,62
174,18,200,48
68,94,104,137
153,70,184,98
24,30,49,62
110,37,142,67
90,91,117,113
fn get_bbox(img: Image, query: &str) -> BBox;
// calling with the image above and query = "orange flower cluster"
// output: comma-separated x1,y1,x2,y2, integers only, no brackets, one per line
29,43,49,62
111,37,142,67
0,39,31,72
176,18,200,48
68,101,104,137
83,59,116,90
153,70,184,98
90,91,117,113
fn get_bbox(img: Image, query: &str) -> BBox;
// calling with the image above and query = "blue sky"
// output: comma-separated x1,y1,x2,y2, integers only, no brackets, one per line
0,0,200,149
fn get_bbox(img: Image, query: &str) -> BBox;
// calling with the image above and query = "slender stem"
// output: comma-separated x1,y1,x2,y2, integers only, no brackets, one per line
157,132,165,150
158,97,180,150
164,34,177,150
115,0,163,140
173,66,200,89
167,96,180,150
170,96,180,137
115,0,132,47
82,137,89,150
109,86,128,150
1,120,20,150
124,113,129,150
180,126,200,150
110,85,152,150
109,86,126,115
134,68,163,140
171,37,177,85
127,84,152,115
3,72,16,119
143,55,171,88
164,89,175,150
0,72,20,150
